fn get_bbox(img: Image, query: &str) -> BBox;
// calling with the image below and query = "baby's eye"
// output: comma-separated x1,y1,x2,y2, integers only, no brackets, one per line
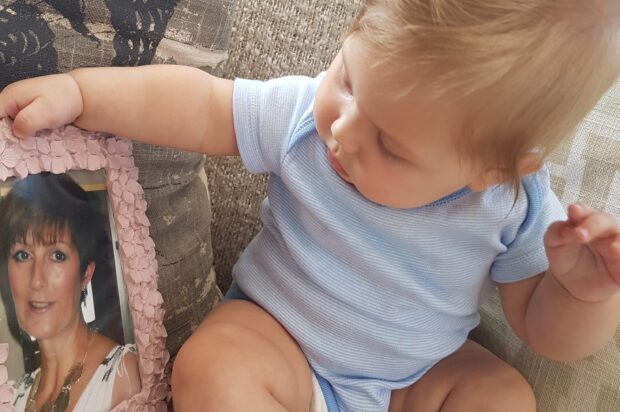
377,134,403,161
11,250,30,262
340,67,352,94
51,251,67,262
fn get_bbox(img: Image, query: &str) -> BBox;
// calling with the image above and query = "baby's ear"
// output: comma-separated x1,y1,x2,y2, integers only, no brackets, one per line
467,169,505,192
468,152,544,192
516,152,544,177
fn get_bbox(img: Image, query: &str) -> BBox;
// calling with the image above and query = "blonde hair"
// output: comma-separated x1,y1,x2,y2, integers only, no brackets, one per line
349,0,620,188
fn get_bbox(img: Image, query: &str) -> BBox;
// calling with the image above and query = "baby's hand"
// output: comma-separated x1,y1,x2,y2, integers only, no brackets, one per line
545,203,620,302
0,73,83,138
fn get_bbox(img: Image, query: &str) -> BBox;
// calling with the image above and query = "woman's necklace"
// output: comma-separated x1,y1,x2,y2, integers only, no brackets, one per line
25,329,92,412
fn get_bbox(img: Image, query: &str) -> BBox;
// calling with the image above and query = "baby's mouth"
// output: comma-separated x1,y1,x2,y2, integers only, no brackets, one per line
327,149,349,178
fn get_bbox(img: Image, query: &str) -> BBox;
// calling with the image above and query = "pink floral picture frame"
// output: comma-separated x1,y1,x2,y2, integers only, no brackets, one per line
0,119,168,411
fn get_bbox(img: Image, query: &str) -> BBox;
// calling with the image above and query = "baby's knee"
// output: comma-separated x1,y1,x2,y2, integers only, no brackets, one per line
172,322,248,383
459,366,536,412
171,322,257,410
171,323,258,412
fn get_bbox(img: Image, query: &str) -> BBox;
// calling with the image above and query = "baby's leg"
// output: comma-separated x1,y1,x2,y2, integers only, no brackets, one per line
389,340,535,412
171,300,313,412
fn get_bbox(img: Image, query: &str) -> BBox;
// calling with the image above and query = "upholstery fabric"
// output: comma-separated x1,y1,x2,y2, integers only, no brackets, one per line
0,0,235,355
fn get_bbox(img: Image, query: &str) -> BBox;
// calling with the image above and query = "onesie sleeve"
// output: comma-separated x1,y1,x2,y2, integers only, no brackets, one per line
232,75,319,175
491,167,567,283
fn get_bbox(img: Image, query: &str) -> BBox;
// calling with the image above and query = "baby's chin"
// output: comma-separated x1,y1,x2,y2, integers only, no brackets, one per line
356,186,438,209
354,185,400,208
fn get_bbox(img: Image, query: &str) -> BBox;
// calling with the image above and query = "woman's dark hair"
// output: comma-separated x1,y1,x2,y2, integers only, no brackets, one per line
0,172,108,276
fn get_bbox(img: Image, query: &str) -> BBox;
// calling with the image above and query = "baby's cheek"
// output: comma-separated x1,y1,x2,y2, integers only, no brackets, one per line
314,115,330,142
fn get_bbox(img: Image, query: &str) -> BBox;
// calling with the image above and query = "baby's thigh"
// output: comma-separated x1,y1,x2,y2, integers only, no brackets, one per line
171,300,313,412
389,340,535,412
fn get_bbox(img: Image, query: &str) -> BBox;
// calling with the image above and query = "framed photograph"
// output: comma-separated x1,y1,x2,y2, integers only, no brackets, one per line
0,119,168,411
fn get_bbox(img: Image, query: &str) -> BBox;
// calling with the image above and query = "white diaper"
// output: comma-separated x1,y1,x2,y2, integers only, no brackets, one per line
309,373,329,412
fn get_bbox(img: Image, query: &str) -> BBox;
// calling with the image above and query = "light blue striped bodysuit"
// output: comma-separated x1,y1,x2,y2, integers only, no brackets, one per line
229,74,566,412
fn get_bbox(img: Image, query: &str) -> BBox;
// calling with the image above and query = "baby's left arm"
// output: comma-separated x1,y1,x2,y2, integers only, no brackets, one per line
499,203,620,361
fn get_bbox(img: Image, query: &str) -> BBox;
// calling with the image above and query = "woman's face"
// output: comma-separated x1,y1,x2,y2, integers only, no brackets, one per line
7,229,91,341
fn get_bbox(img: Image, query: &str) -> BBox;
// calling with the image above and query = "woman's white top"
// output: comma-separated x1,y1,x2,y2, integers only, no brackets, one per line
12,344,136,412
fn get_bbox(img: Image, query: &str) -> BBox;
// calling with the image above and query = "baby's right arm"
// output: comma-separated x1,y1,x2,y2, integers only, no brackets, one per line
0,65,238,156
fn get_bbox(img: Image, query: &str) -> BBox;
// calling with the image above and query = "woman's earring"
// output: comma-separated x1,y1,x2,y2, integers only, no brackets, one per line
80,288,87,304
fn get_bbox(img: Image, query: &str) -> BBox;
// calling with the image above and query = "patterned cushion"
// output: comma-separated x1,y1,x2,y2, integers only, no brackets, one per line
472,80,620,411
0,0,234,355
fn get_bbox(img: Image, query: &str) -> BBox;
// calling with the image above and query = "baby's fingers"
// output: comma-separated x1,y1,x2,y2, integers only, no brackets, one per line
0,74,82,138
11,97,55,138
571,211,619,244
0,81,41,137
545,220,573,248
0,94,20,120
593,236,620,274
567,202,593,224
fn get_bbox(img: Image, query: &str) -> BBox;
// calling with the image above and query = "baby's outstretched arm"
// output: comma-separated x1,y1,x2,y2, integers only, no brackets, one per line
500,203,620,361
0,65,237,156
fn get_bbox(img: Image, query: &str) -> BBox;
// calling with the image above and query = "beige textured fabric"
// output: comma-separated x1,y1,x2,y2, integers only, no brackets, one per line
474,81,620,412
209,0,363,291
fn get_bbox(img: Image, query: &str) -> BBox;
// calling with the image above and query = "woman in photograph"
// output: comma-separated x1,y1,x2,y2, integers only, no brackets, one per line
0,173,141,412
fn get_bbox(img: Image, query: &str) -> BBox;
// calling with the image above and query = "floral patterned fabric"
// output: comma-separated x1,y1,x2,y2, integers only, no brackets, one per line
13,344,137,412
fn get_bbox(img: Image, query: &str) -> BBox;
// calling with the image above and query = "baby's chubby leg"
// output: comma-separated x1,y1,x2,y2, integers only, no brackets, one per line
171,300,313,412
389,340,535,412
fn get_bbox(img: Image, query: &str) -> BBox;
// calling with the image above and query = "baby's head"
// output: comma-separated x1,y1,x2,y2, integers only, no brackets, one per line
314,0,619,208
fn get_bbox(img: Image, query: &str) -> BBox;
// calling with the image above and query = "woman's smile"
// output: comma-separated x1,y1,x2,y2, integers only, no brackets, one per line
28,300,55,312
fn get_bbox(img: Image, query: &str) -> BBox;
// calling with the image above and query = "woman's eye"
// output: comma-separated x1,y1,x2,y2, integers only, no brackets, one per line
51,251,66,262
11,251,30,262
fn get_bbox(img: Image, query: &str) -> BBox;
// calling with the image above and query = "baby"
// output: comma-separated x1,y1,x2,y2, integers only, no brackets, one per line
1,1,620,411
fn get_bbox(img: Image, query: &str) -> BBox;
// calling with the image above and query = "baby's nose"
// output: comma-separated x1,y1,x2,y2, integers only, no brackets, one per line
331,116,366,154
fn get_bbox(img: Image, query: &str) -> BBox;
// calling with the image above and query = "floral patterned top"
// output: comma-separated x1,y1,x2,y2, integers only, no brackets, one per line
12,344,137,412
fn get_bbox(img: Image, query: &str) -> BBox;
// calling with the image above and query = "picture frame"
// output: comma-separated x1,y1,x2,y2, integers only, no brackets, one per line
0,118,168,411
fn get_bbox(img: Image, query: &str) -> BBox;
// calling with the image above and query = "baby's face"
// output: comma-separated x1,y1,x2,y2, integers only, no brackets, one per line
314,35,486,208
